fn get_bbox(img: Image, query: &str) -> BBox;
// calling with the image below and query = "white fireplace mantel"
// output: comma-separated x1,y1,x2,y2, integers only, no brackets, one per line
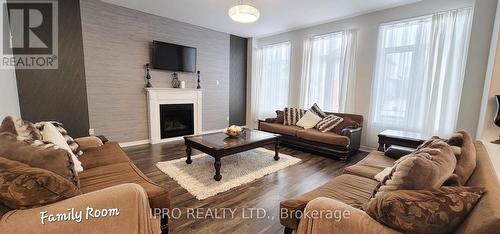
146,88,202,144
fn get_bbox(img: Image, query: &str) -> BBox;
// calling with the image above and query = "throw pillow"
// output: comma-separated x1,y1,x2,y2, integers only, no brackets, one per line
0,116,42,140
374,167,393,182
35,121,83,156
276,110,285,124
0,132,80,187
315,115,344,132
41,122,83,172
364,186,485,234
331,117,360,134
284,108,306,126
296,111,322,129
447,131,476,185
309,103,327,118
373,139,456,197
0,157,81,209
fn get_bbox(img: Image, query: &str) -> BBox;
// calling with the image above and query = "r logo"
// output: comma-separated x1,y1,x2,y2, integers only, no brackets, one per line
1,0,58,69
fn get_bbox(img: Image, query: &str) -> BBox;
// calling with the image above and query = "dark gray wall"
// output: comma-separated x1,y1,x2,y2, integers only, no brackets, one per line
80,0,230,142
229,35,247,126
13,0,89,137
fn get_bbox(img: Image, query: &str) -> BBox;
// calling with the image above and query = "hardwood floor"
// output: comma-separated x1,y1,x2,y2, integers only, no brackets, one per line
124,141,368,233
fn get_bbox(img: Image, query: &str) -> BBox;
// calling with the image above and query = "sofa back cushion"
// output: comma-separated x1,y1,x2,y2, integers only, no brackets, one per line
374,139,456,197
0,157,81,209
456,142,500,234
0,132,79,186
448,131,476,185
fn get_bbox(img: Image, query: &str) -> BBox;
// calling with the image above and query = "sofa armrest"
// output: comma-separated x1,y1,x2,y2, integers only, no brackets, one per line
75,136,104,151
341,128,362,151
296,197,400,234
0,184,161,234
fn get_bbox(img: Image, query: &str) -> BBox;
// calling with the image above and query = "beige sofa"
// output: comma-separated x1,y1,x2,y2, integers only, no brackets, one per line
0,137,169,233
280,142,500,233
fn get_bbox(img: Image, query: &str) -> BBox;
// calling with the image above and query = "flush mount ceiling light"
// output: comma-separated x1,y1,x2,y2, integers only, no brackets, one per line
228,1,260,24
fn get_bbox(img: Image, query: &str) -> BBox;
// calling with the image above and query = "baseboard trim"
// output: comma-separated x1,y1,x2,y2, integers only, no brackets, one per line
119,139,150,147
359,145,376,152
121,129,229,147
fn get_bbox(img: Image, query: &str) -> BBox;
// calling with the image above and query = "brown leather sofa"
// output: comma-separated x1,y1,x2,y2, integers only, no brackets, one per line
0,137,170,234
259,112,363,161
279,141,500,234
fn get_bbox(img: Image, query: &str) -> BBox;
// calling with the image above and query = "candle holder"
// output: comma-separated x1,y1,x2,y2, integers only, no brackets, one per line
145,63,152,88
197,71,201,89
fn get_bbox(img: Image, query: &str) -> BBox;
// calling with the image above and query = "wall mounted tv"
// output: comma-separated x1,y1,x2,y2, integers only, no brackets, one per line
152,40,197,72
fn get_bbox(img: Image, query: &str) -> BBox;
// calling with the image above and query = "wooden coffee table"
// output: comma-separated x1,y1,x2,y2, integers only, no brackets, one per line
183,129,280,181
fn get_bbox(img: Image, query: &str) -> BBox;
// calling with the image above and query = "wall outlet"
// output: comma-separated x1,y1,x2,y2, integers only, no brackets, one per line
89,128,95,135
216,80,220,86
226,116,229,121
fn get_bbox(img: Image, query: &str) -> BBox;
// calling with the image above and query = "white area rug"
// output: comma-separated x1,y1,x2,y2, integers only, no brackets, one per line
156,148,301,200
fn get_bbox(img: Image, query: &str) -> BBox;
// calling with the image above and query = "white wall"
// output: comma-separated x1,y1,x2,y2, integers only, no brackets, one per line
0,69,20,119
253,0,498,148
0,0,20,119
478,0,500,181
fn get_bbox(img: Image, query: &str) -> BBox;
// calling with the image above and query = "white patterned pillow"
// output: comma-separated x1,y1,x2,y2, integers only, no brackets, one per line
284,108,306,125
315,115,344,132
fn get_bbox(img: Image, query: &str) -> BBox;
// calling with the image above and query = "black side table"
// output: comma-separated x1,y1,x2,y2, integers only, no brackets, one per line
377,130,425,151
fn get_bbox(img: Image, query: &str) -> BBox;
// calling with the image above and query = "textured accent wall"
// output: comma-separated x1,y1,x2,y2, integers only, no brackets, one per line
80,0,230,142
229,35,247,126
13,0,89,137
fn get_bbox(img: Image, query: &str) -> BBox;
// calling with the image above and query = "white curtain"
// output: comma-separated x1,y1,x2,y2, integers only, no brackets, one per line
300,30,357,112
367,8,472,146
252,42,291,121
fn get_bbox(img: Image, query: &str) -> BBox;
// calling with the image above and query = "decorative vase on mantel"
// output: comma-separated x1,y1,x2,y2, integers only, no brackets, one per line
171,73,181,88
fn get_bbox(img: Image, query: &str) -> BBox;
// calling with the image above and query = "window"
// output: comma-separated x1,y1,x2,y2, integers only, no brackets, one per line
253,42,291,120
301,30,357,112
369,8,472,138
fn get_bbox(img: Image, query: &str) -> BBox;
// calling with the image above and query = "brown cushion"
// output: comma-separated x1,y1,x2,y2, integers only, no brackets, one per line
284,107,306,125
0,132,79,186
331,117,360,134
344,151,396,179
365,186,484,234
275,110,285,124
0,157,81,209
296,129,350,146
74,136,104,152
79,162,170,210
448,131,476,185
259,122,303,136
0,116,41,140
78,142,130,169
374,139,456,197
280,174,379,230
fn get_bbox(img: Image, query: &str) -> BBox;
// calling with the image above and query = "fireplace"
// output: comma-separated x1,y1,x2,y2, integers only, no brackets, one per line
146,88,202,144
159,104,194,139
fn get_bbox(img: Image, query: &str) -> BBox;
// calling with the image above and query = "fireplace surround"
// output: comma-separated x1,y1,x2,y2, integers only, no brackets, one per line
146,88,202,144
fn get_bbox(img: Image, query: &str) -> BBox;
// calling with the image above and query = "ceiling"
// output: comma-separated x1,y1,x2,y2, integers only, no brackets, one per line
101,0,421,38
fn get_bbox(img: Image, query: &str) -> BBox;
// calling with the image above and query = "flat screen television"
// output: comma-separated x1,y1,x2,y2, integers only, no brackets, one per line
152,40,197,72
